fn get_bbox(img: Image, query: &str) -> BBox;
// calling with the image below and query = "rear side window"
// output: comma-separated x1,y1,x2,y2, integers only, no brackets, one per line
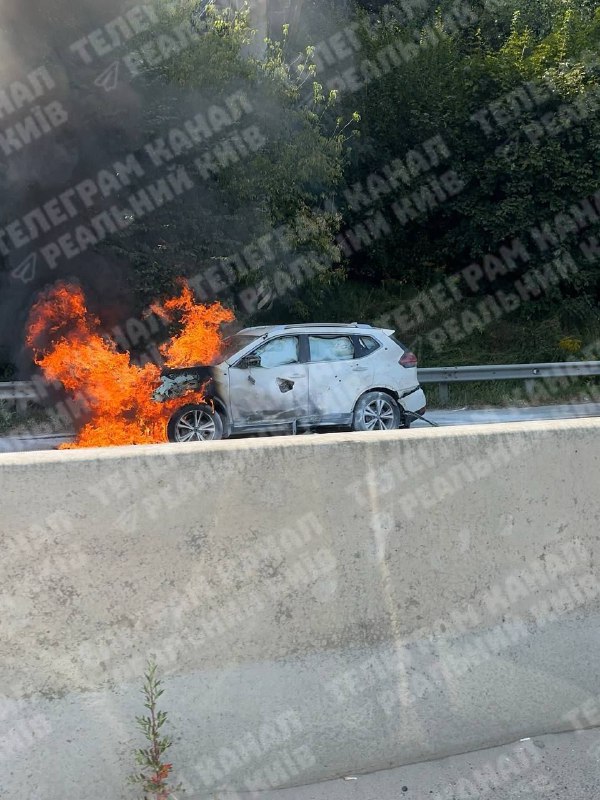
355,336,381,358
308,335,355,362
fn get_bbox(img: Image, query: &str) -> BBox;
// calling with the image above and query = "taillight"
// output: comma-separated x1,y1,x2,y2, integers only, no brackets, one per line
399,351,418,367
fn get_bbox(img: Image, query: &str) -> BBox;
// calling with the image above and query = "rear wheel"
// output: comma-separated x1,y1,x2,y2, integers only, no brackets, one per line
167,404,223,443
353,391,402,432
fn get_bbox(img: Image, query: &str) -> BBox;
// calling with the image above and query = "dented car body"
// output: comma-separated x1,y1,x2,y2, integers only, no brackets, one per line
152,323,427,442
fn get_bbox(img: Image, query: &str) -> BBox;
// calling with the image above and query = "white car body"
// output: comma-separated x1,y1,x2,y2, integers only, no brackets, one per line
155,323,426,438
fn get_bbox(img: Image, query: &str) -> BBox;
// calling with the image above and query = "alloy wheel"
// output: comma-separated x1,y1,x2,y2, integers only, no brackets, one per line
174,409,217,442
362,398,396,431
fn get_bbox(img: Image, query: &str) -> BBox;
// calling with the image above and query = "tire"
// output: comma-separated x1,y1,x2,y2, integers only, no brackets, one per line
353,391,402,432
217,411,231,440
167,404,224,443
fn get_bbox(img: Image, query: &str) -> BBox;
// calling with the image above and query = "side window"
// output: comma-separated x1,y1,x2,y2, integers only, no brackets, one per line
309,336,355,363
253,336,299,368
355,336,381,358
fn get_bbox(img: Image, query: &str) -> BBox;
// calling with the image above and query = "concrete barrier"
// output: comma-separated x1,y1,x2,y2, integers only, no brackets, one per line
1,419,600,799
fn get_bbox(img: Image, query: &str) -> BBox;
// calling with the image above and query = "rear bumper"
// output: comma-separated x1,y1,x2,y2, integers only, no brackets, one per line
399,387,426,414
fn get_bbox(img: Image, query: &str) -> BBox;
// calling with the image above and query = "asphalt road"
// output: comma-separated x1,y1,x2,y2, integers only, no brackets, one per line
0,432,74,454
2,402,600,453
412,401,600,429
205,728,600,800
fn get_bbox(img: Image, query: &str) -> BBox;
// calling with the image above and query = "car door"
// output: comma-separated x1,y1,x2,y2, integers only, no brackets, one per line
228,335,309,427
306,335,374,422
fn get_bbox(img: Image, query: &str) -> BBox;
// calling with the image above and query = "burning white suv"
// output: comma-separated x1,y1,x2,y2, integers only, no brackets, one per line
153,323,426,442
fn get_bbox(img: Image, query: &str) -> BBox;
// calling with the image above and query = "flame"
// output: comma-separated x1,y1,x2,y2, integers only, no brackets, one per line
26,281,234,448
151,283,232,368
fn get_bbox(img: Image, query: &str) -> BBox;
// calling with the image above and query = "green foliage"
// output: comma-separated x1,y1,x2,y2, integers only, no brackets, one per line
97,0,600,366
103,0,355,313
130,662,180,800
305,0,600,362
0,350,15,380
0,401,16,435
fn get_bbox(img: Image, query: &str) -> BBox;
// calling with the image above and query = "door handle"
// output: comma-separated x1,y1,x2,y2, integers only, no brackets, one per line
287,373,305,378
352,366,368,372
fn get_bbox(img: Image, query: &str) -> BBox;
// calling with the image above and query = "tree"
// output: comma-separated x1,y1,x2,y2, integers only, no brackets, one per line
322,1,600,362
100,0,356,315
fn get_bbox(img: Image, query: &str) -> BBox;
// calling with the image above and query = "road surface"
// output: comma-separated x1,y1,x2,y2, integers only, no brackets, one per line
412,401,600,428
205,728,600,800
2,402,600,453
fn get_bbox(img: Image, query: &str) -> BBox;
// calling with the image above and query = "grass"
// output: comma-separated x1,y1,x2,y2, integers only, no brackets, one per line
0,401,74,437
0,401,20,435
426,377,600,409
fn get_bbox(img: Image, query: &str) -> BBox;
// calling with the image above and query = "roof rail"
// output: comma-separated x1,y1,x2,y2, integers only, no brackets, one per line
281,322,373,329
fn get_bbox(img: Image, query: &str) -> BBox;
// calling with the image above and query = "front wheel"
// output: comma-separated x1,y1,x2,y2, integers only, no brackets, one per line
167,404,223,443
353,391,402,432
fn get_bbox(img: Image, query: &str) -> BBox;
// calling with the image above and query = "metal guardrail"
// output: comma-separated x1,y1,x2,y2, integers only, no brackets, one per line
0,381,42,413
0,381,39,400
418,361,600,402
2,361,600,408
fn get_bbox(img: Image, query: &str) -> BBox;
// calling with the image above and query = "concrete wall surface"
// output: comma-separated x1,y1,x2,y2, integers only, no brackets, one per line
1,419,600,799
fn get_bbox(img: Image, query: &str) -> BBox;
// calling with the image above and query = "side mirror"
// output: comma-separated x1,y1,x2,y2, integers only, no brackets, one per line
239,353,261,369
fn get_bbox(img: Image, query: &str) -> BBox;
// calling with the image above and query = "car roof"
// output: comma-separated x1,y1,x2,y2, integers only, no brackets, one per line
239,323,393,337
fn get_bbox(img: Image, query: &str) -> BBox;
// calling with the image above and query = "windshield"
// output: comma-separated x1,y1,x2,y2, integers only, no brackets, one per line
215,334,260,363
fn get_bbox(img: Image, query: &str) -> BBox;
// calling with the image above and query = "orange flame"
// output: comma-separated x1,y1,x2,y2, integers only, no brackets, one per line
26,281,234,448
151,283,232,368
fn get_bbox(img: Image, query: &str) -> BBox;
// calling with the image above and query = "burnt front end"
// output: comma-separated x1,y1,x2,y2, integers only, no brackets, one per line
152,366,215,403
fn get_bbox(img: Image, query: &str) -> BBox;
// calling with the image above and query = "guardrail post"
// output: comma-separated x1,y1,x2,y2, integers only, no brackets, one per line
438,383,449,404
